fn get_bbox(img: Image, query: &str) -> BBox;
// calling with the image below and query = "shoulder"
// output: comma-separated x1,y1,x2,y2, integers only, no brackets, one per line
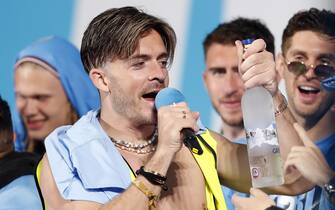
45,110,105,154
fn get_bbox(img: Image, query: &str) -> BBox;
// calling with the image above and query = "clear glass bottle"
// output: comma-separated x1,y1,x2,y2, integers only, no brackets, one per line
241,39,284,188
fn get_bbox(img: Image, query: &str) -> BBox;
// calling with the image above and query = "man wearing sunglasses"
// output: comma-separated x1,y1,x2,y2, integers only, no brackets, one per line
273,8,335,210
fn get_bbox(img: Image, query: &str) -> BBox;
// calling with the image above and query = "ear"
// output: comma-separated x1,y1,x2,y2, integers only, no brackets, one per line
89,68,110,92
202,70,209,90
276,53,286,79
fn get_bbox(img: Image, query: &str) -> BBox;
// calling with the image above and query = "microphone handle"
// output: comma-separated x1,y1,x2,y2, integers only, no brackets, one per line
181,128,203,155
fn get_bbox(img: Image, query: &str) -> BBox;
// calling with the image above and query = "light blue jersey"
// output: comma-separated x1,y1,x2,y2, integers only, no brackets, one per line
0,175,43,210
272,132,335,210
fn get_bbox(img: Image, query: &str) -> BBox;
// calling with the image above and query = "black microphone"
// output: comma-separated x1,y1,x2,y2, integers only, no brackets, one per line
155,88,203,155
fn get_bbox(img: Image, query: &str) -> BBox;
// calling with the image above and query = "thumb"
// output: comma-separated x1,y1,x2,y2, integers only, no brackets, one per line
235,40,244,70
242,39,267,58
293,123,316,147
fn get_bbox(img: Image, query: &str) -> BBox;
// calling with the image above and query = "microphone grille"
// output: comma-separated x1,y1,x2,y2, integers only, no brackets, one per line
155,87,186,109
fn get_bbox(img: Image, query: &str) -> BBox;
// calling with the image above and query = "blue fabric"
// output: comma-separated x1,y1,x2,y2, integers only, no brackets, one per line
321,76,335,92
45,110,131,203
13,36,100,151
273,132,335,210
0,175,42,210
222,137,249,210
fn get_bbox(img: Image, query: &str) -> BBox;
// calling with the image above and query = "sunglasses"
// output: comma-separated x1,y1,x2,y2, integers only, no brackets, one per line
286,60,335,79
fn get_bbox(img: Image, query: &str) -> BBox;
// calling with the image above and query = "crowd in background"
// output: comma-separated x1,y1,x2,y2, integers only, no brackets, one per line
0,6,334,210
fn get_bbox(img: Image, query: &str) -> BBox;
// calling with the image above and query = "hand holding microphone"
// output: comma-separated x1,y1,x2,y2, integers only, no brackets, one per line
155,88,203,155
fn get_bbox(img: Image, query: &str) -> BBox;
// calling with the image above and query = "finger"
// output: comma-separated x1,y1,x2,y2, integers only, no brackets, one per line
284,156,305,174
172,101,188,107
293,123,316,148
243,39,267,59
249,188,268,199
235,40,244,64
243,70,276,89
232,193,250,207
239,52,273,75
240,63,270,83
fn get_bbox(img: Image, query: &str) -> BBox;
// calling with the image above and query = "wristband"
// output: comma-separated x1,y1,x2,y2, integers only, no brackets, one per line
275,94,287,117
136,166,168,191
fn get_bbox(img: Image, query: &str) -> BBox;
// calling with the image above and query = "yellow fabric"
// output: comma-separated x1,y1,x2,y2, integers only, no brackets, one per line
193,130,227,210
36,160,42,184
128,130,227,210
36,160,47,210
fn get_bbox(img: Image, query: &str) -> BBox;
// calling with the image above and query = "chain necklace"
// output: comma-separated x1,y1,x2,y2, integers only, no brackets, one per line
110,129,158,154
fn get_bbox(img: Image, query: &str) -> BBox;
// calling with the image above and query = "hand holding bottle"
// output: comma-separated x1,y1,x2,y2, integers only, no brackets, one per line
235,39,278,96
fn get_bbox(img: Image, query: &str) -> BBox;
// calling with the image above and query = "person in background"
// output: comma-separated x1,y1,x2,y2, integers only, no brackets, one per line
39,6,307,210
0,96,42,209
233,8,335,210
13,36,100,156
202,17,275,209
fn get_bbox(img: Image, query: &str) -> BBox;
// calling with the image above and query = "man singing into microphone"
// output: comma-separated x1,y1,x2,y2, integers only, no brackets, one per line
39,7,308,210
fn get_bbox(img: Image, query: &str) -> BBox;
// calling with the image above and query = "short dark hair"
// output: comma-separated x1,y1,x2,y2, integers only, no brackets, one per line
282,8,335,54
81,6,177,72
203,17,275,57
0,96,14,152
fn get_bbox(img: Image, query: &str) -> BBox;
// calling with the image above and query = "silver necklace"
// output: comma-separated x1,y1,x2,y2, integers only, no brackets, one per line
110,129,158,154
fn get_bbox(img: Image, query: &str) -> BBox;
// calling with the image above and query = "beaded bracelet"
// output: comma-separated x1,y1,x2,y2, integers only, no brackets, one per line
136,166,168,191
132,179,159,210
274,94,287,117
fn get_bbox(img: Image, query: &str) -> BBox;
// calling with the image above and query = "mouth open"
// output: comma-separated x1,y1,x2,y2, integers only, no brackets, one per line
298,85,320,94
142,91,159,102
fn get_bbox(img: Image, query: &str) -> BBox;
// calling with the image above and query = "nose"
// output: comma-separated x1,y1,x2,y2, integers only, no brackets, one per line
148,62,168,83
224,72,242,95
22,99,39,116
304,63,317,79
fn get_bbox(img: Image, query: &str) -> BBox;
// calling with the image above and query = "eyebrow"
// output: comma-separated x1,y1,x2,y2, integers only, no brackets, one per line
288,49,307,57
288,49,335,60
15,92,52,98
128,52,169,61
317,53,335,60
208,67,226,72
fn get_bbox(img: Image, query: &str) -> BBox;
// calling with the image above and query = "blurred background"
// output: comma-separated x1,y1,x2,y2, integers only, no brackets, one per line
1,0,334,128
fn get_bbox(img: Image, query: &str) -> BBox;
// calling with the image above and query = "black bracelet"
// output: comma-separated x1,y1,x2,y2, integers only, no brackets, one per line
136,166,168,191
265,206,285,210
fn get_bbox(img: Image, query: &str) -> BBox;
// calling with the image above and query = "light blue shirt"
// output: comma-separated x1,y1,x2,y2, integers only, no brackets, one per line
0,175,42,210
272,132,335,210
45,109,207,203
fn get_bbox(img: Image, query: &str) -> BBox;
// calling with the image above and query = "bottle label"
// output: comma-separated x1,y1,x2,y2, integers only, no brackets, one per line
246,122,279,149
245,122,283,186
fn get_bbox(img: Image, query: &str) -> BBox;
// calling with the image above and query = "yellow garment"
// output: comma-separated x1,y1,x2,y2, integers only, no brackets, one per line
194,130,227,210
129,129,227,210
36,160,46,210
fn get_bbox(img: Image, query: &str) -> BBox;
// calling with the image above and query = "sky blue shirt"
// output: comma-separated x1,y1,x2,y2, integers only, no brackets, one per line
272,132,335,210
0,175,42,210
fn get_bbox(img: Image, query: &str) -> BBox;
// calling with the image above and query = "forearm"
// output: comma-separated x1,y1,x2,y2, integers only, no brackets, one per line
43,149,175,210
99,149,174,210
273,92,302,159
215,131,252,193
